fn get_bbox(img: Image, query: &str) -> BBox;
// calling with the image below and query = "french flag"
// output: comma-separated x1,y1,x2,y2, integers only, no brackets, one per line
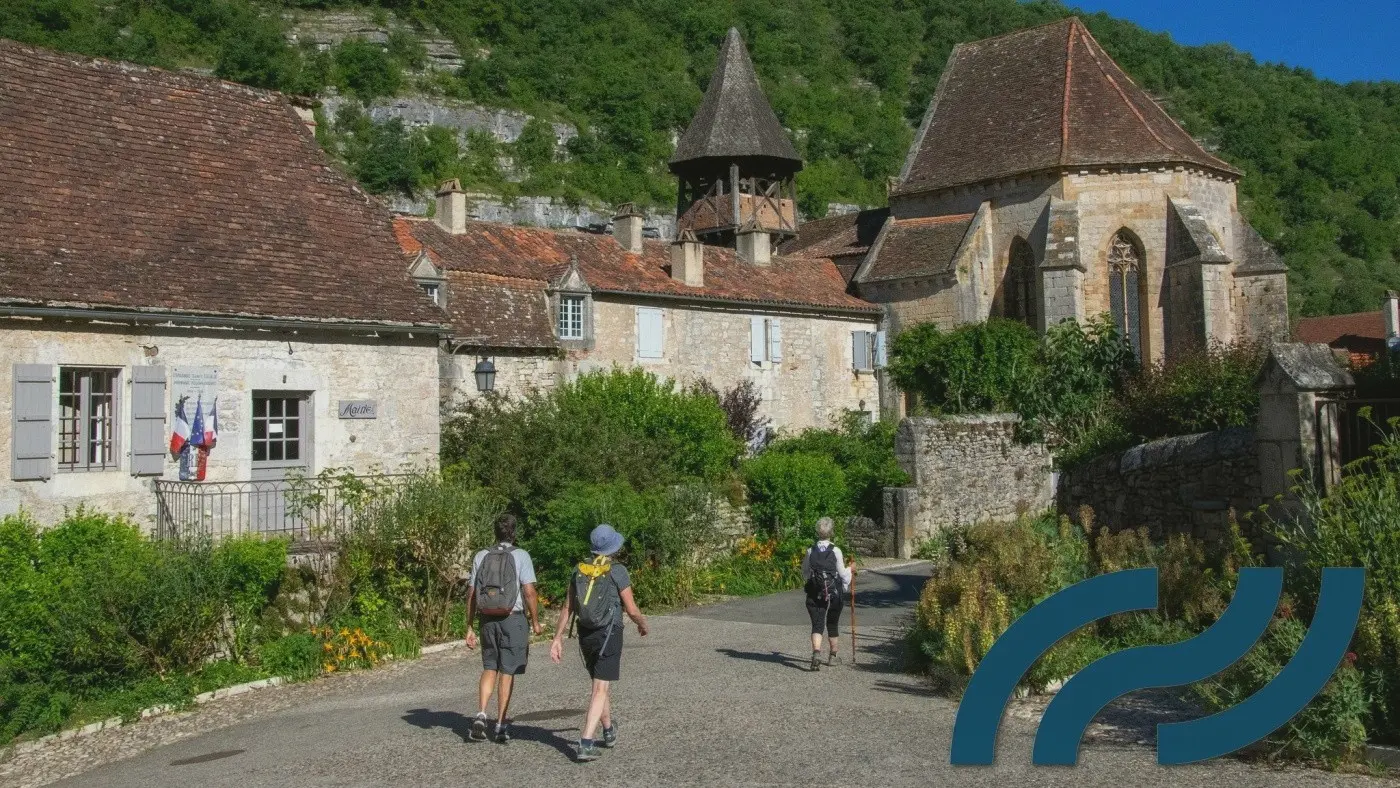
170,397,191,456
204,399,219,449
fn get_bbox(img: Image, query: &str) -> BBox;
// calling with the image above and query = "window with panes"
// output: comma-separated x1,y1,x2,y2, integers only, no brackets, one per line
252,396,303,463
558,294,584,339
58,367,119,471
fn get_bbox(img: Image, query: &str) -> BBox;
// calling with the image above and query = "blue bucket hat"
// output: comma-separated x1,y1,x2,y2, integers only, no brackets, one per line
590,523,625,557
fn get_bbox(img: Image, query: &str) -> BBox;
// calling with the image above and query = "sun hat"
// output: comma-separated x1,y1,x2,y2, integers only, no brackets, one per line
590,523,625,557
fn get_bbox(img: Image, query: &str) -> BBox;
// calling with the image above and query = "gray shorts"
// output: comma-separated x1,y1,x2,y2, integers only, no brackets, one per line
480,613,529,675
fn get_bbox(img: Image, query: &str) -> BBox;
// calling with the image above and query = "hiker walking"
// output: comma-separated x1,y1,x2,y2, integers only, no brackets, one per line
464,514,543,743
549,524,649,762
801,517,853,671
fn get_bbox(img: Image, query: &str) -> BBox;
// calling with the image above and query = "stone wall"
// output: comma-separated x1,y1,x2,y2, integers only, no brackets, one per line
0,320,440,529
440,350,561,410
895,415,1054,540
1057,427,1260,541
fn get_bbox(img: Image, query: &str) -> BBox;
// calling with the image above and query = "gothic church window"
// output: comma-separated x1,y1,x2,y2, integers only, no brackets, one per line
1107,230,1143,359
1005,237,1037,329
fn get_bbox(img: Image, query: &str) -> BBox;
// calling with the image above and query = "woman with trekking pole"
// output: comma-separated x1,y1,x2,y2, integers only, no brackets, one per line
800,517,854,671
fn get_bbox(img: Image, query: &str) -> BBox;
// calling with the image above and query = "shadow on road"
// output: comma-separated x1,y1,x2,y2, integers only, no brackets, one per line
715,648,811,671
852,571,928,610
401,708,578,760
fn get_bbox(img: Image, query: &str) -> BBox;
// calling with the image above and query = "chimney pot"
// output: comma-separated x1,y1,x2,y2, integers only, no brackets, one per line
736,226,772,266
434,179,468,235
670,229,704,287
612,203,645,253
1385,290,1400,341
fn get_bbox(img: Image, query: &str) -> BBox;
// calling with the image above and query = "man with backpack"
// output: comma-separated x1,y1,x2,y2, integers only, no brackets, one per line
549,523,649,762
801,517,853,671
464,514,542,743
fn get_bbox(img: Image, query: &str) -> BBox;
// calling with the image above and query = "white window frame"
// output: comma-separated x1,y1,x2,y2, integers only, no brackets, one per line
57,366,121,473
558,294,585,340
421,282,441,305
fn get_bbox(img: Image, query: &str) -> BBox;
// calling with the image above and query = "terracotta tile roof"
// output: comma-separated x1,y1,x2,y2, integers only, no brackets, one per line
783,208,889,260
1295,311,1385,345
0,39,442,328
895,18,1240,197
394,217,878,316
669,27,801,168
858,214,974,283
445,271,556,349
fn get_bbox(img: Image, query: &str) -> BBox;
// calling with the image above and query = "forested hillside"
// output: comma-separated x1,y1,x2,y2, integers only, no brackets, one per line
5,0,1400,317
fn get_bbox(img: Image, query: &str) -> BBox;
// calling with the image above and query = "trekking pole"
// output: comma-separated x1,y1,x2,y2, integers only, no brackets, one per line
849,566,857,665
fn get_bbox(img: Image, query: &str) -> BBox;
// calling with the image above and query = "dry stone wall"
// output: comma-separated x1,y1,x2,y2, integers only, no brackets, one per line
1057,427,1261,541
895,415,1054,542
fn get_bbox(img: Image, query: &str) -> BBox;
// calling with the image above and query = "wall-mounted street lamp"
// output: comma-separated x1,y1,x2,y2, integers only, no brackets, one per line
473,357,497,392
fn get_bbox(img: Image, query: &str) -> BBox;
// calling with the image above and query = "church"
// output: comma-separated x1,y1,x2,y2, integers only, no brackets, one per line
785,18,1291,398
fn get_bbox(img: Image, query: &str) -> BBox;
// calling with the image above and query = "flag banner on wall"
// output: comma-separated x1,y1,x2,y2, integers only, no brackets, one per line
171,367,219,481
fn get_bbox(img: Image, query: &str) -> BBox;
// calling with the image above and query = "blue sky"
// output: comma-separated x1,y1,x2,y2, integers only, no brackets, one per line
1070,0,1400,83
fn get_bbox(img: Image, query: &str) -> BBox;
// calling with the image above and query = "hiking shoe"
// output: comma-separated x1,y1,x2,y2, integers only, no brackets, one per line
576,741,602,762
600,724,617,748
494,722,511,744
810,650,822,672
828,650,842,667
469,712,488,742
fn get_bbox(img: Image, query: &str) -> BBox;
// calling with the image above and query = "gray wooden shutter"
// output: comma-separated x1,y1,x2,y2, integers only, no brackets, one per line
852,331,871,371
768,318,783,363
874,330,888,368
130,366,167,476
637,308,664,359
12,364,53,481
750,316,766,363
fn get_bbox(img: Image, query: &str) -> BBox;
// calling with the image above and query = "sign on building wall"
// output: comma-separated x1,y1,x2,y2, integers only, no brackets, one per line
338,400,378,419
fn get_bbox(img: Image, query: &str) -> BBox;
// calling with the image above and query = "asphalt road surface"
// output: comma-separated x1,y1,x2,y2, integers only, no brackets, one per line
12,563,1392,787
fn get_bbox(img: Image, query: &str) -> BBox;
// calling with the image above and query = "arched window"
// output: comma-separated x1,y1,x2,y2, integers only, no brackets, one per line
1107,230,1143,359
1004,237,1037,329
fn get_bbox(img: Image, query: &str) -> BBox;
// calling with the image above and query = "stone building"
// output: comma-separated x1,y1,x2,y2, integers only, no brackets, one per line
788,18,1290,398
1294,292,1400,367
402,28,884,433
0,40,444,526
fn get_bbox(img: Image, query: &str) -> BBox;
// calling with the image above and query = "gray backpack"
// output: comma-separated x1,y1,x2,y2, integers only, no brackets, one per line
571,556,618,630
475,544,519,617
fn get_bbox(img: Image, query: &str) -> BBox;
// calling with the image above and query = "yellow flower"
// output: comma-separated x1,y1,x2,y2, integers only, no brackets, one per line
324,663,336,673
339,628,350,638
323,642,334,652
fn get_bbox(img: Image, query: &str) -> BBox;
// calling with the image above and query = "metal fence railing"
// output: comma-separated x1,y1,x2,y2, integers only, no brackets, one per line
153,474,410,541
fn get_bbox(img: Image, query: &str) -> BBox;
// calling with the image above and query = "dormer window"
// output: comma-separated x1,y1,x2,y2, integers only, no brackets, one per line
558,294,584,339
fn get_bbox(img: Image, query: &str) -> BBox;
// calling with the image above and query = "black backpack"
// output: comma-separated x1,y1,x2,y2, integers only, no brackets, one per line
571,556,618,630
475,544,520,617
807,542,842,605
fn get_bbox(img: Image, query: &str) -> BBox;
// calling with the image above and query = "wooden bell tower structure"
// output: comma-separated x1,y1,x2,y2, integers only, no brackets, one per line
669,28,802,246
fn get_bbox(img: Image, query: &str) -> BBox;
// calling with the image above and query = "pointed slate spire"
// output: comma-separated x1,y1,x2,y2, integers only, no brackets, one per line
669,28,801,170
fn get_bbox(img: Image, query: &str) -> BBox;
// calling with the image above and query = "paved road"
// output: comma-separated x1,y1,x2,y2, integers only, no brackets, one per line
10,563,1390,787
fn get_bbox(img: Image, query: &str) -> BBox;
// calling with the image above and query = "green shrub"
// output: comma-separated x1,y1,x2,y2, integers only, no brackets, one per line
443,368,741,517
888,318,1040,414
763,411,908,520
332,39,402,101
741,452,850,535
1119,341,1266,441
259,633,320,680
1016,315,1135,465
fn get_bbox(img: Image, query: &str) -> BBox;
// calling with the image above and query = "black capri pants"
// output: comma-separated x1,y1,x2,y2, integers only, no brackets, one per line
805,594,844,637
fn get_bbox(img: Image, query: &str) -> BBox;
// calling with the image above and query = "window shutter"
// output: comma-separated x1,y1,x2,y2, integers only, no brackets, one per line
874,330,887,368
12,364,53,481
637,308,664,359
130,366,167,476
768,319,783,363
750,316,766,363
852,331,871,371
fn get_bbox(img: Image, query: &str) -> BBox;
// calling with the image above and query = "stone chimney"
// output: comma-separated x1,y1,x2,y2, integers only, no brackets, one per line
613,203,644,253
670,229,704,287
736,226,772,266
434,179,468,235
1386,290,1400,340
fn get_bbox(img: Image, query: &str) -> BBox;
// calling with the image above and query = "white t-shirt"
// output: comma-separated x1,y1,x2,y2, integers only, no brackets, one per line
471,543,538,614
801,540,852,592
